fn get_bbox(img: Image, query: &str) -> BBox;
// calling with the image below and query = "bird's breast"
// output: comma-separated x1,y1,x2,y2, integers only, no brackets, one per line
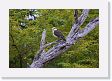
52,30,57,37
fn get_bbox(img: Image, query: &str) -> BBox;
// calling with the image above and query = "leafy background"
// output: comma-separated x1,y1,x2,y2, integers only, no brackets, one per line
9,9,99,68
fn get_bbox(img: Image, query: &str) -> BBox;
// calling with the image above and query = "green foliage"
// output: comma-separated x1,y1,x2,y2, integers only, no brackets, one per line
9,9,99,68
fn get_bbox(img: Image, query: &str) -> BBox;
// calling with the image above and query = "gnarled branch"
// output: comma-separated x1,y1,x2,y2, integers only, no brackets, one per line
77,17,99,37
67,9,90,43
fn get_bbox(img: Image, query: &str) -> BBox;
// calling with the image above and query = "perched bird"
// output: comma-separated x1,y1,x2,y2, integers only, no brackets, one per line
52,27,66,41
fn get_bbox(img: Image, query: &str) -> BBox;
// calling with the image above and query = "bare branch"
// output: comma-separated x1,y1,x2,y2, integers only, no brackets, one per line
42,41,57,49
32,29,46,62
30,9,98,68
77,17,99,38
32,31,57,64
77,9,90,26
67,9,90,42
74,9,78,24
40,29,46,49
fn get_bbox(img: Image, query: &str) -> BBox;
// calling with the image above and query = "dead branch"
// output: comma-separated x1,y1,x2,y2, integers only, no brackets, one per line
74,9,78,24
30,9,99,68
67,9,90,44
77,17,99,37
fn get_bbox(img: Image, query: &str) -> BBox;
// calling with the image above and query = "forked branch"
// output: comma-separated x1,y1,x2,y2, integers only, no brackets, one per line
77,17,99,37
30,9,99,68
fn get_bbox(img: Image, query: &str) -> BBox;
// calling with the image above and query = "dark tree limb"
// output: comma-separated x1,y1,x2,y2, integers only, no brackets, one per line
30,9,99,68
74,9,78,24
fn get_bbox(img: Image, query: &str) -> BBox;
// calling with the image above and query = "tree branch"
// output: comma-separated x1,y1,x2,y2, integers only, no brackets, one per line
77,17,99,38
74,9,78,24
40,29,46,49
30,30,57,66
42,41,57,49
32,29,46,62
67,9,90,43
30,9,98,68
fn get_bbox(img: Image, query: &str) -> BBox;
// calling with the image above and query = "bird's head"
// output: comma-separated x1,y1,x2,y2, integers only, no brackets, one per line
52,27,57,31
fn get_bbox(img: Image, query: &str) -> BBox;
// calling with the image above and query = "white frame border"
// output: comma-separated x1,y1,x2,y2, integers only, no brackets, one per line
0,0,108,78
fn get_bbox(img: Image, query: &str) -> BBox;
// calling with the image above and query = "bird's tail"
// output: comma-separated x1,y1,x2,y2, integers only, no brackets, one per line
60,36,66,41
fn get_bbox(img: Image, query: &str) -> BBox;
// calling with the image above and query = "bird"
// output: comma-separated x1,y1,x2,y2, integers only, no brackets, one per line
52,27,66,41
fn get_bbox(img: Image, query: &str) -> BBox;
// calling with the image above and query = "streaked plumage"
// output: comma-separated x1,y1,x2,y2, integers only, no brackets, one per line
52,27,66,41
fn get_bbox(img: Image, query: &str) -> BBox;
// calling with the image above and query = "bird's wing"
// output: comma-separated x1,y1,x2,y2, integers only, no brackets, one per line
54,29,66,41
